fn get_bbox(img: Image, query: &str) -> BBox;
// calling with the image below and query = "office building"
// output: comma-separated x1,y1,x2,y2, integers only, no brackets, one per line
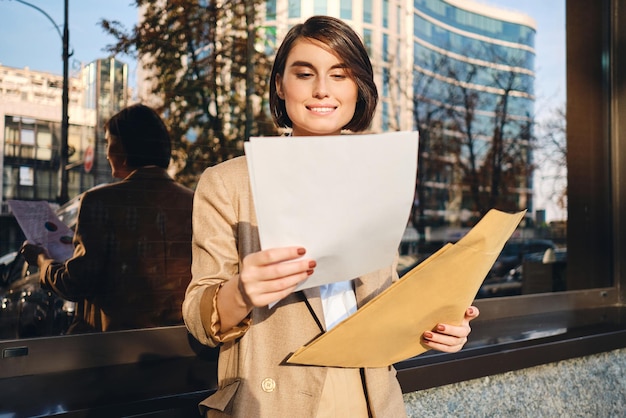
0,58,128,253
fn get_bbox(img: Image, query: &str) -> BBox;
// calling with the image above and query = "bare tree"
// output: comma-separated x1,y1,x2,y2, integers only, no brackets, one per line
442,43,534,218
100,0,276,188
534,105,567,214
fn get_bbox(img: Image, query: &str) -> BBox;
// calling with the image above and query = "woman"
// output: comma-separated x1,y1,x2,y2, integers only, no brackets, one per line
183,15,479,417
21,104,194,333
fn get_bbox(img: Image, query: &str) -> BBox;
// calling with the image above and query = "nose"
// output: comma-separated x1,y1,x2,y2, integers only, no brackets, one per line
313,77,329,99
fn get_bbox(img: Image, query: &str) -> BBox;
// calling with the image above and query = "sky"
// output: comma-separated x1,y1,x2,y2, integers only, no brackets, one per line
0,0,566,219
0,0,139,83
0,0,565,106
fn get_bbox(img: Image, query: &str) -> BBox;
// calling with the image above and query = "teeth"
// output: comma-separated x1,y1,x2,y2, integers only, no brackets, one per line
309,107,334,113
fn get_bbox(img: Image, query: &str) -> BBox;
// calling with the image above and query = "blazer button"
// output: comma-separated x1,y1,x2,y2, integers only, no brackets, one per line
261,378,276,392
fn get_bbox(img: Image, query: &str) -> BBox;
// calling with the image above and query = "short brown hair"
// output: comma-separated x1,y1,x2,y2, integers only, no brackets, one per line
269,15,378,132
105,104,171,169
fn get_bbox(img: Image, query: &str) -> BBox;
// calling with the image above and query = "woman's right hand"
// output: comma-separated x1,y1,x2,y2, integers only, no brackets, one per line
215,246,315,333
238,246,316,309
20,242,51,267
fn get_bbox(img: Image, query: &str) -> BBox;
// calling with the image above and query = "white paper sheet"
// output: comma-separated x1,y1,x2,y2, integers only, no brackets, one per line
244,131,419,291
8,200,75,261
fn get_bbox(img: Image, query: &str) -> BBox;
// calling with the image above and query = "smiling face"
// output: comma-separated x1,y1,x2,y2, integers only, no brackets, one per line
275,39,359,137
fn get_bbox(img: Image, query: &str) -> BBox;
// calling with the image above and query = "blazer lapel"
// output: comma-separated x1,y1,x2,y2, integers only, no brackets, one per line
302,287,325,332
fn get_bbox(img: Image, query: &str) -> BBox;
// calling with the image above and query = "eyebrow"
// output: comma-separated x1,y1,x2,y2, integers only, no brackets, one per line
289,60,349,70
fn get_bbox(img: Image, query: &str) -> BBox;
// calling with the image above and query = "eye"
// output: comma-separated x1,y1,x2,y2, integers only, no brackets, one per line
330,69,349,80
295,71,314,79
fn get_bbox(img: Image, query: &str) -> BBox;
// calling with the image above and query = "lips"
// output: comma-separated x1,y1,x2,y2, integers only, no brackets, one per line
307,106,336,114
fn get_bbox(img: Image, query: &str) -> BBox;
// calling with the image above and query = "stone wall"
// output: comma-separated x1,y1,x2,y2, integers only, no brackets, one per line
404,348,626,417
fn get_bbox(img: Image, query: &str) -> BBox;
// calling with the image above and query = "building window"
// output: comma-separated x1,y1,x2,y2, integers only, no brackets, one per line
266,0,277,19
314,0,326,15
289,0,301,18
340,0,352,20
383,0,389,28
363,28,373,54
363,0,373,23
18,166,33,186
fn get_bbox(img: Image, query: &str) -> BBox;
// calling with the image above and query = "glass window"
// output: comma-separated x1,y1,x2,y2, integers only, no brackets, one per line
314,0,326,15
363,0,373,23
403,1,568,304
382,101,389,130
18,166,33,186
2,8,625,412
383,0,389,28
289,0,301,18
363,28,373,54
20,128,35,145
266,0,277,19
37,130,53,161
382,33,389,62
340,0,352,20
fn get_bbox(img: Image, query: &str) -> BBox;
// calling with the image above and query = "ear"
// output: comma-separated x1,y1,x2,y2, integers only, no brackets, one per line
275,74,285,99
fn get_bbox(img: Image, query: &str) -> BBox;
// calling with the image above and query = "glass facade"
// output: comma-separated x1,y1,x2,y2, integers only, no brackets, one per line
82,58,128,186
2,116,97,202
411,0,535,224
1,57,126,247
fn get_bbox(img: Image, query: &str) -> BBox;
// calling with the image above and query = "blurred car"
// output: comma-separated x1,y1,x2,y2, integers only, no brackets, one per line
478,238,557,298
519,247,568,294
0,190,90,339
488,238,556,281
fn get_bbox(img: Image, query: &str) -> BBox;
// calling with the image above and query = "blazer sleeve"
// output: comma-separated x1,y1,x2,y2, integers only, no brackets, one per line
183,164,251,347
39,192,108,301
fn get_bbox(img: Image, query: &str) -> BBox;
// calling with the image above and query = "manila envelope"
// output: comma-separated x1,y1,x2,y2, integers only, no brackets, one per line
287,209,526,368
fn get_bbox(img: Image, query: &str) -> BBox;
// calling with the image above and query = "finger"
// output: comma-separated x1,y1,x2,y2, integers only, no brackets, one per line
252,265,314,293
433,323,471,339
242,257,316,283
422,333,467,353
423,325,468,350
465,306,480,320
242,269,313,307
245,246,307,267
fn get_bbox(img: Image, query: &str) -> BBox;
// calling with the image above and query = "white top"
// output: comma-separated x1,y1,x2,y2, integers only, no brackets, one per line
320,280,357,330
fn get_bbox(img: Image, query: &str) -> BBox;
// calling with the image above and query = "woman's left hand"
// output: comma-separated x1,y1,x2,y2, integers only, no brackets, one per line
422,306,480,353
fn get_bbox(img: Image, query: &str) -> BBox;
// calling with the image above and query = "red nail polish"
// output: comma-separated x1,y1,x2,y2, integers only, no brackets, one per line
308,260,316,268
297,247,306,255
424,332,433,339
437,324,445,332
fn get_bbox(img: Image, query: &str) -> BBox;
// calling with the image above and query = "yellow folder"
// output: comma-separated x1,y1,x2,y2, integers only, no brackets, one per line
287,209,526,368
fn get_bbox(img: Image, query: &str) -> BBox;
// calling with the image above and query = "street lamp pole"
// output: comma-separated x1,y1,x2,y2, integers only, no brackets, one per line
60,0,69,204
8,0,70,203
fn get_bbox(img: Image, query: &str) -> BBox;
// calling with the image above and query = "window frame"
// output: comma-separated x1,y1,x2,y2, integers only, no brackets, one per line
0,0,625,413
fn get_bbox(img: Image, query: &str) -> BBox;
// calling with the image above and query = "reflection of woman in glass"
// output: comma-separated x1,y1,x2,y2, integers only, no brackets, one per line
183,16,479,417
21,104,194,333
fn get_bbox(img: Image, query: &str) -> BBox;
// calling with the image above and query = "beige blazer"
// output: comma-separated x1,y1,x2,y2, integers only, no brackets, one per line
41,166,194,332
183,157,407,418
